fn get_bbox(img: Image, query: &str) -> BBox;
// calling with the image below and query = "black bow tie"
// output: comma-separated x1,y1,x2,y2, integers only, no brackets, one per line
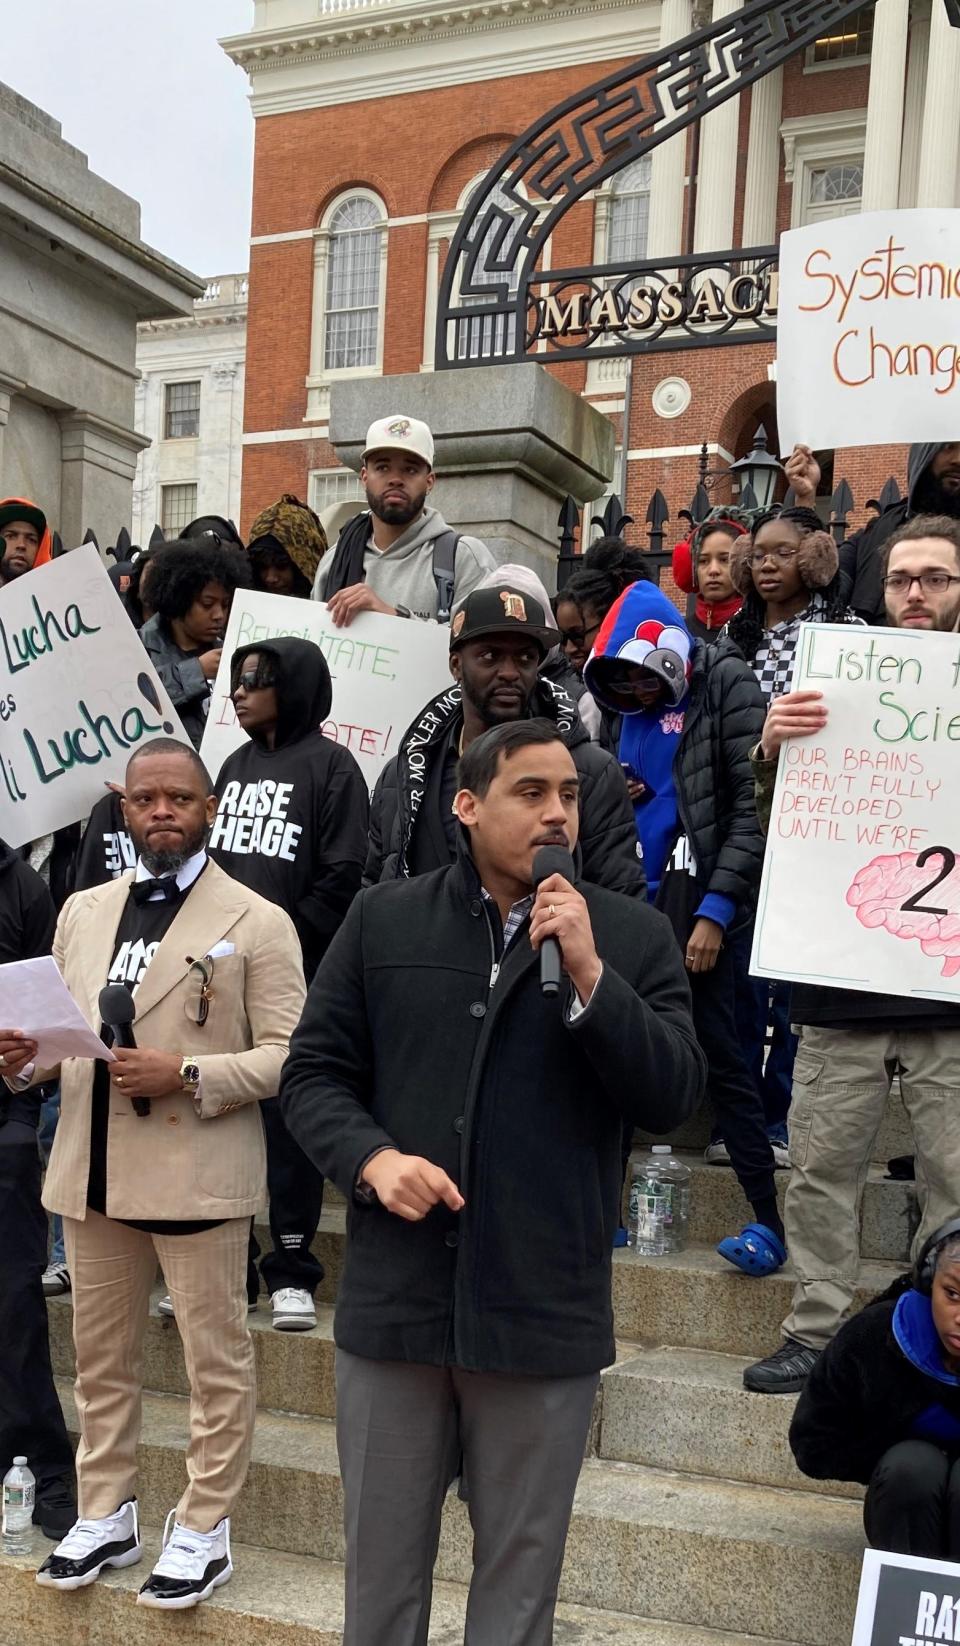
131,876,184,906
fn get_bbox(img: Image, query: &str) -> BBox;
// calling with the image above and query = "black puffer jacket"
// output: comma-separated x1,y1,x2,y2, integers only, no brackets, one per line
840,443,960,623
365,678,645,897
673,635,767,910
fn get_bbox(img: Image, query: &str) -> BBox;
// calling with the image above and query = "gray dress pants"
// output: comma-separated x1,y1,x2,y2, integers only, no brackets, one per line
335,1348,599,1646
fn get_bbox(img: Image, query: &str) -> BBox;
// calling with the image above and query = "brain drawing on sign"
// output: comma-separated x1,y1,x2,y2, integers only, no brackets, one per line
847,847,960,978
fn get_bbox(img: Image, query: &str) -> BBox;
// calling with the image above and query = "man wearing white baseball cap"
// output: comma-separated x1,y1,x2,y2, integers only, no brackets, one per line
313,414,495,626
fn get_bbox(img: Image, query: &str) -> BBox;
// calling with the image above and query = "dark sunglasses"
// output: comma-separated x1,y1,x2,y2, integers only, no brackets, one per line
232,670,273,696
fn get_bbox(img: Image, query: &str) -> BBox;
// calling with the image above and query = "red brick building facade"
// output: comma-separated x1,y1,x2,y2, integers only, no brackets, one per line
223,1,944,553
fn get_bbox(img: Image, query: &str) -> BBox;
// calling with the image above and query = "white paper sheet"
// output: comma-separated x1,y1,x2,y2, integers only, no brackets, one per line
0,955,114,1066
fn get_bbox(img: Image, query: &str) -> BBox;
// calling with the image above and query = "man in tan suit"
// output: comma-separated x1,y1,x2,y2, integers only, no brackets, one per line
0,738,305,1610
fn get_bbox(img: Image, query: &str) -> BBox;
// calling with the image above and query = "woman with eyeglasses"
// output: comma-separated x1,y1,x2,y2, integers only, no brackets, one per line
725,507,862,706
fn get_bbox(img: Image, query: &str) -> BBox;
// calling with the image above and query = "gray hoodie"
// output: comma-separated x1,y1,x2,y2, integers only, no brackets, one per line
312,505,495,620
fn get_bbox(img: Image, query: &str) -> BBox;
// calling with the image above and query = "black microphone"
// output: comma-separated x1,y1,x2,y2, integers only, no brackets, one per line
98,985,149,1118
532,845,576,999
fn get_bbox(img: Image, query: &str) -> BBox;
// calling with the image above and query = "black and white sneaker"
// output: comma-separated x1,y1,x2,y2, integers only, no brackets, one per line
36,1499,142,1589
137,1510,233,1609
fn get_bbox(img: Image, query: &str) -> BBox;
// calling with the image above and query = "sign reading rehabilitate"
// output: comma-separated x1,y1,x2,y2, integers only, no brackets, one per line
751,623,960,1003
0,545,185,847
198,588,453,791
852,1548,960,1646
777,208,960,452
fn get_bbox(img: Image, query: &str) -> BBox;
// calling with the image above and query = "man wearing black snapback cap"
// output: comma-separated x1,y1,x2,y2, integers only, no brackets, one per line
366,584,645,895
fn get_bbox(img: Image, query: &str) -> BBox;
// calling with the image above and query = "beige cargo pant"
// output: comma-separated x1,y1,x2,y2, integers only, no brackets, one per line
782,1023,960,1349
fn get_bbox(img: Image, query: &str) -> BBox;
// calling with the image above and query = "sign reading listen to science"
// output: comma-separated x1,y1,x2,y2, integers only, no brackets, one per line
777,208,960,452
198,588,453,791
0,544,185,848
751,623,960,1004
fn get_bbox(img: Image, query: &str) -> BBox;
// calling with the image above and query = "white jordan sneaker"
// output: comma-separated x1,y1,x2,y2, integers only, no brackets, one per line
137,1510,233,1609
36,1498,142,1589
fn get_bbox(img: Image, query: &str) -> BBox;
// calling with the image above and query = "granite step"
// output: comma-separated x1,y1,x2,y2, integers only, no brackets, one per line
672,1151,918,1264
47,1294,340,1421
53,1381,865,1645
50,1223,900,1363
600,1344,863,1499
49,1295,851,1499
251,1214,901,1356
0,1536,809,1646
638,1092,913,1165
609,1242,898,1356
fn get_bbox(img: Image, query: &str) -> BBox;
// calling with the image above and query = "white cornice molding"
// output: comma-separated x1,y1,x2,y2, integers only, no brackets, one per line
780,107,867,183
221,0,658,115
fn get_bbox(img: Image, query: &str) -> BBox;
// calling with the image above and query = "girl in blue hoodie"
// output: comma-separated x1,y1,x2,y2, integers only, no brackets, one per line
585,581,784,1274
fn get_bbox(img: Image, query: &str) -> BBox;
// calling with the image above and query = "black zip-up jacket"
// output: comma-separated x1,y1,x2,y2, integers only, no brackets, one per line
364,678,645,896
279,848,704,1376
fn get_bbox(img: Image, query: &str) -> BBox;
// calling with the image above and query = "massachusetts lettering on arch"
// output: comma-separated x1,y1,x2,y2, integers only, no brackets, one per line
528,249,779,359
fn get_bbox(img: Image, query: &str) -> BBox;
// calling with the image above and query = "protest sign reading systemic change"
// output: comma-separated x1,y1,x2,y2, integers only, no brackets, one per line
199,588,453,790
0,545,185,848
778,208,960,451
752,622,960,1004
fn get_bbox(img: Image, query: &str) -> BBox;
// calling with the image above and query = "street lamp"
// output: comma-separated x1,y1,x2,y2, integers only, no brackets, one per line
727,425,782,513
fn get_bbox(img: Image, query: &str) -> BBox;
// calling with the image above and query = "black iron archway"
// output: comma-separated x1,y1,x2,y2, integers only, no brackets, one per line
436,0,960,370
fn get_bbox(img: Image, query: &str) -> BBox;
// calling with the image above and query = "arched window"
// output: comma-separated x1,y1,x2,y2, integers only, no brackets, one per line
325,194,385,369
806,162,863,222
606,155,652,263
306,189,387,421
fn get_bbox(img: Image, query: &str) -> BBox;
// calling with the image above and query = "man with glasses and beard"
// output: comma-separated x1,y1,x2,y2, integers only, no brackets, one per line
0,740,304,1609
312,414,495,625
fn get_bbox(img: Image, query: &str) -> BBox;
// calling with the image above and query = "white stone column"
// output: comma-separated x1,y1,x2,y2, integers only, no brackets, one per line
741,65,783,245
861,0,910,211
916,0,960,207
646,0,693,259
694,0,742,252
900,2,932,206
422,232,440,371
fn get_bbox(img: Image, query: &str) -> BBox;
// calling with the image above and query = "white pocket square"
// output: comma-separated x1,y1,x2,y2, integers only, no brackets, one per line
206,941,236,960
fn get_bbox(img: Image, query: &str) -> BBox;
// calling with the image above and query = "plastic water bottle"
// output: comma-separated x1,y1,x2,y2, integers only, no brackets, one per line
629,1147,691,1256
2,1458,35,1556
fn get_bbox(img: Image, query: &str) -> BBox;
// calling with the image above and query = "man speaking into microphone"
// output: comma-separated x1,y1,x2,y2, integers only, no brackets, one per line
280,719,704,1646
0,739,305,1608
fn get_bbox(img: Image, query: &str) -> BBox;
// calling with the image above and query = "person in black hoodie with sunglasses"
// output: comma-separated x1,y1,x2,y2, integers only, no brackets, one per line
205,637,369,1331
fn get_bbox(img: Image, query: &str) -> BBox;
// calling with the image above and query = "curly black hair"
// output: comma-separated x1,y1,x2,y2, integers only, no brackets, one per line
146,540,253,623
557,536,652,623
726,507,848,666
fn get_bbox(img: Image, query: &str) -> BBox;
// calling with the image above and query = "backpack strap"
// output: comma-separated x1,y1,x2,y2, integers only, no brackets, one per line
431,530,461,624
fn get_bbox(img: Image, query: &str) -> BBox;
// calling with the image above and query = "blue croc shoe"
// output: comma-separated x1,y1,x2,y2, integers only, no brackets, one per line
716,1223,787,1276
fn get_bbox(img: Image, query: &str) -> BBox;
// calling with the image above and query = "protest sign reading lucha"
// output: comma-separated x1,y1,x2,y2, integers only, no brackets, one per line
777,208,960,452
0,544,185,848
752,623,960,1004
851,1548,960,1646
199,588,453,790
